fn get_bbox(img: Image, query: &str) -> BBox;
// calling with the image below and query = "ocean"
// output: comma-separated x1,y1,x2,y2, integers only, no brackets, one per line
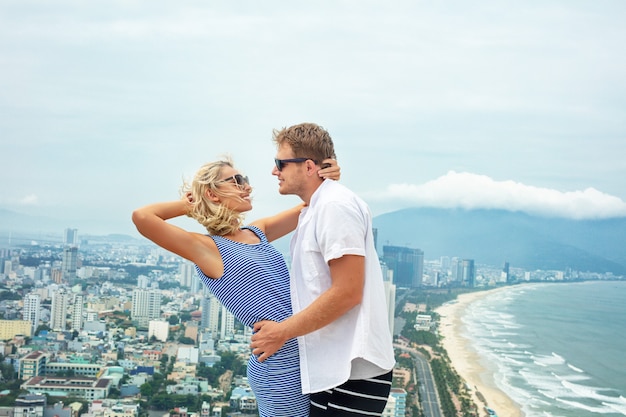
462,280,626,417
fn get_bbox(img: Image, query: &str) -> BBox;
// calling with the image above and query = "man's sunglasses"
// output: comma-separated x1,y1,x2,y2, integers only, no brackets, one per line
216,174,250,189
274,158,319,172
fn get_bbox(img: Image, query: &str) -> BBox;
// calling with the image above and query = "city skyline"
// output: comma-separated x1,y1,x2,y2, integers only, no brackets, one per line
2,1,626,237
2,223,622,415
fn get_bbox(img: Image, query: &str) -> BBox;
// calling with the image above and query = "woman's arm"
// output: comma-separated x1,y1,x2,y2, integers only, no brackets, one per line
131,198,222,277
251,203,306,242
318,158,340,179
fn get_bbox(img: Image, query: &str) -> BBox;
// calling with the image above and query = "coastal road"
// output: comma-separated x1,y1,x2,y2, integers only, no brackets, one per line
413,351,442,417
395,344,442,417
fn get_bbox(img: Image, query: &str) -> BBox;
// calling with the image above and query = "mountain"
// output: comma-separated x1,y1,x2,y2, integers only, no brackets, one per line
3,206,625,275
0,208,61,232
0,209,138,246
372,208,626,275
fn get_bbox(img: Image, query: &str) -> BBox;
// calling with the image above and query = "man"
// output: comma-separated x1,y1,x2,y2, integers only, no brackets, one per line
251,122,395,416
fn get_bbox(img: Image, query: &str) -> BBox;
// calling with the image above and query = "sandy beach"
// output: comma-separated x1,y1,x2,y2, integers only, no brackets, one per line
435,287,524,417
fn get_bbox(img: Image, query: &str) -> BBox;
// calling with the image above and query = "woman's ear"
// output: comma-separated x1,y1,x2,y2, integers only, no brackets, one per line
206,189,220,202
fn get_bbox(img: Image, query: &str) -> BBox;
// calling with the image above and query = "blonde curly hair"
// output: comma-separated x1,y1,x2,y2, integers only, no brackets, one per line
181,156,251,236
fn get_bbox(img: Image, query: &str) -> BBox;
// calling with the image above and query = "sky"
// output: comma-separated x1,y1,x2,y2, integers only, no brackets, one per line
1,0,626,237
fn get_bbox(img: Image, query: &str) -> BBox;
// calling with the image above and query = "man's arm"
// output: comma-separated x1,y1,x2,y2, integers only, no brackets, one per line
250,254,364,362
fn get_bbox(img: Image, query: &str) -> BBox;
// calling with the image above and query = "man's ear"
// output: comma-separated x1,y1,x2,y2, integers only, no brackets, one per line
305,159,320,177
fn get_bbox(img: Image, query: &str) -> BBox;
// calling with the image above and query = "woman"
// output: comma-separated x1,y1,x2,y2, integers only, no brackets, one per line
131,156,339,417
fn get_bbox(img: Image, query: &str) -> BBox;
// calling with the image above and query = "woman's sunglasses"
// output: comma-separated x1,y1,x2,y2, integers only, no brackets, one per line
216,174,250,189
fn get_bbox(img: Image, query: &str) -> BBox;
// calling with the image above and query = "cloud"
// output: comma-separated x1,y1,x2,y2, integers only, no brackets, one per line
374,171,626,220
19,195,39,206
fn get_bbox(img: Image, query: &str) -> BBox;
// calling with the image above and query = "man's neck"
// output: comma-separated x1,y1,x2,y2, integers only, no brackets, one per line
302,179,326,206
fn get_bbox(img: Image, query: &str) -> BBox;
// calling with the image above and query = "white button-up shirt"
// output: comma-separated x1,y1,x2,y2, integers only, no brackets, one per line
290,179,396,393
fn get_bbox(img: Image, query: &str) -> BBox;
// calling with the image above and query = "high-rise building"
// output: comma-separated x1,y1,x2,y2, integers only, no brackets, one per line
380,261,392,283
372,227,379,253
0,249,9,276
179,262,194,289
62,247,78,283
33,266,48,284
191,269,201,293
23,293,41,335
200,296,211,331
382,245,424,288
2,260,12,277
503,261,512,283
148,320,169,342
462,259,476,288
220,305,235,340
201,288,220,334
434,271,442,287
51,268,63,284
64,228,78,247
131,288,162,329
50,289,70,331
71,294,84,331
378,260,397,334
451,257,462,283
440,256,451,271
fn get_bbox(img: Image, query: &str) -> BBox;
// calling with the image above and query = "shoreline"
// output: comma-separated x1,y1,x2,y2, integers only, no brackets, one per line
435,287,524,417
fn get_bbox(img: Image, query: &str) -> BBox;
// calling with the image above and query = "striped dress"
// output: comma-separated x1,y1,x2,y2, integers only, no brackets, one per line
196,225,308,417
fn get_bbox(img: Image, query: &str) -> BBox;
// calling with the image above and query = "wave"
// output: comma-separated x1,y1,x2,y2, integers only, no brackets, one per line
503,355,525,366
460,282,626,417
519,369,573,395
553,372,590,383
560,379,623,404
538,389,556,400
551,352,565,362
604,401,626,416
567,363,584,373
531,353,565,367
556,397,615,414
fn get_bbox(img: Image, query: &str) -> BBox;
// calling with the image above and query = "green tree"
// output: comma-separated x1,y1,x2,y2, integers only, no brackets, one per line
178,336,195,345
140,382,153,397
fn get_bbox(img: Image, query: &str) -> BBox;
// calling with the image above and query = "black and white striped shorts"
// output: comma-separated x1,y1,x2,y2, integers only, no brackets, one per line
309,370,393,416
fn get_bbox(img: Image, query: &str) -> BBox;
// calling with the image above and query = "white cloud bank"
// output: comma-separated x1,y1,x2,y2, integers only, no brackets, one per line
377,171,626,220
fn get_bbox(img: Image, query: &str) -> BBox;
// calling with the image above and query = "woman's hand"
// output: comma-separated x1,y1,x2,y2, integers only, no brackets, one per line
319,158,341,180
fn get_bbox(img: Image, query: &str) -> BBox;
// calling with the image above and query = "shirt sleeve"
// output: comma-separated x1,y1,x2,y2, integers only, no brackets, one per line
316,199,367,263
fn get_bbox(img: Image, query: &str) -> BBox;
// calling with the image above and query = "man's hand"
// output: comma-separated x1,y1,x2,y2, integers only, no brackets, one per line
250,320,289,362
